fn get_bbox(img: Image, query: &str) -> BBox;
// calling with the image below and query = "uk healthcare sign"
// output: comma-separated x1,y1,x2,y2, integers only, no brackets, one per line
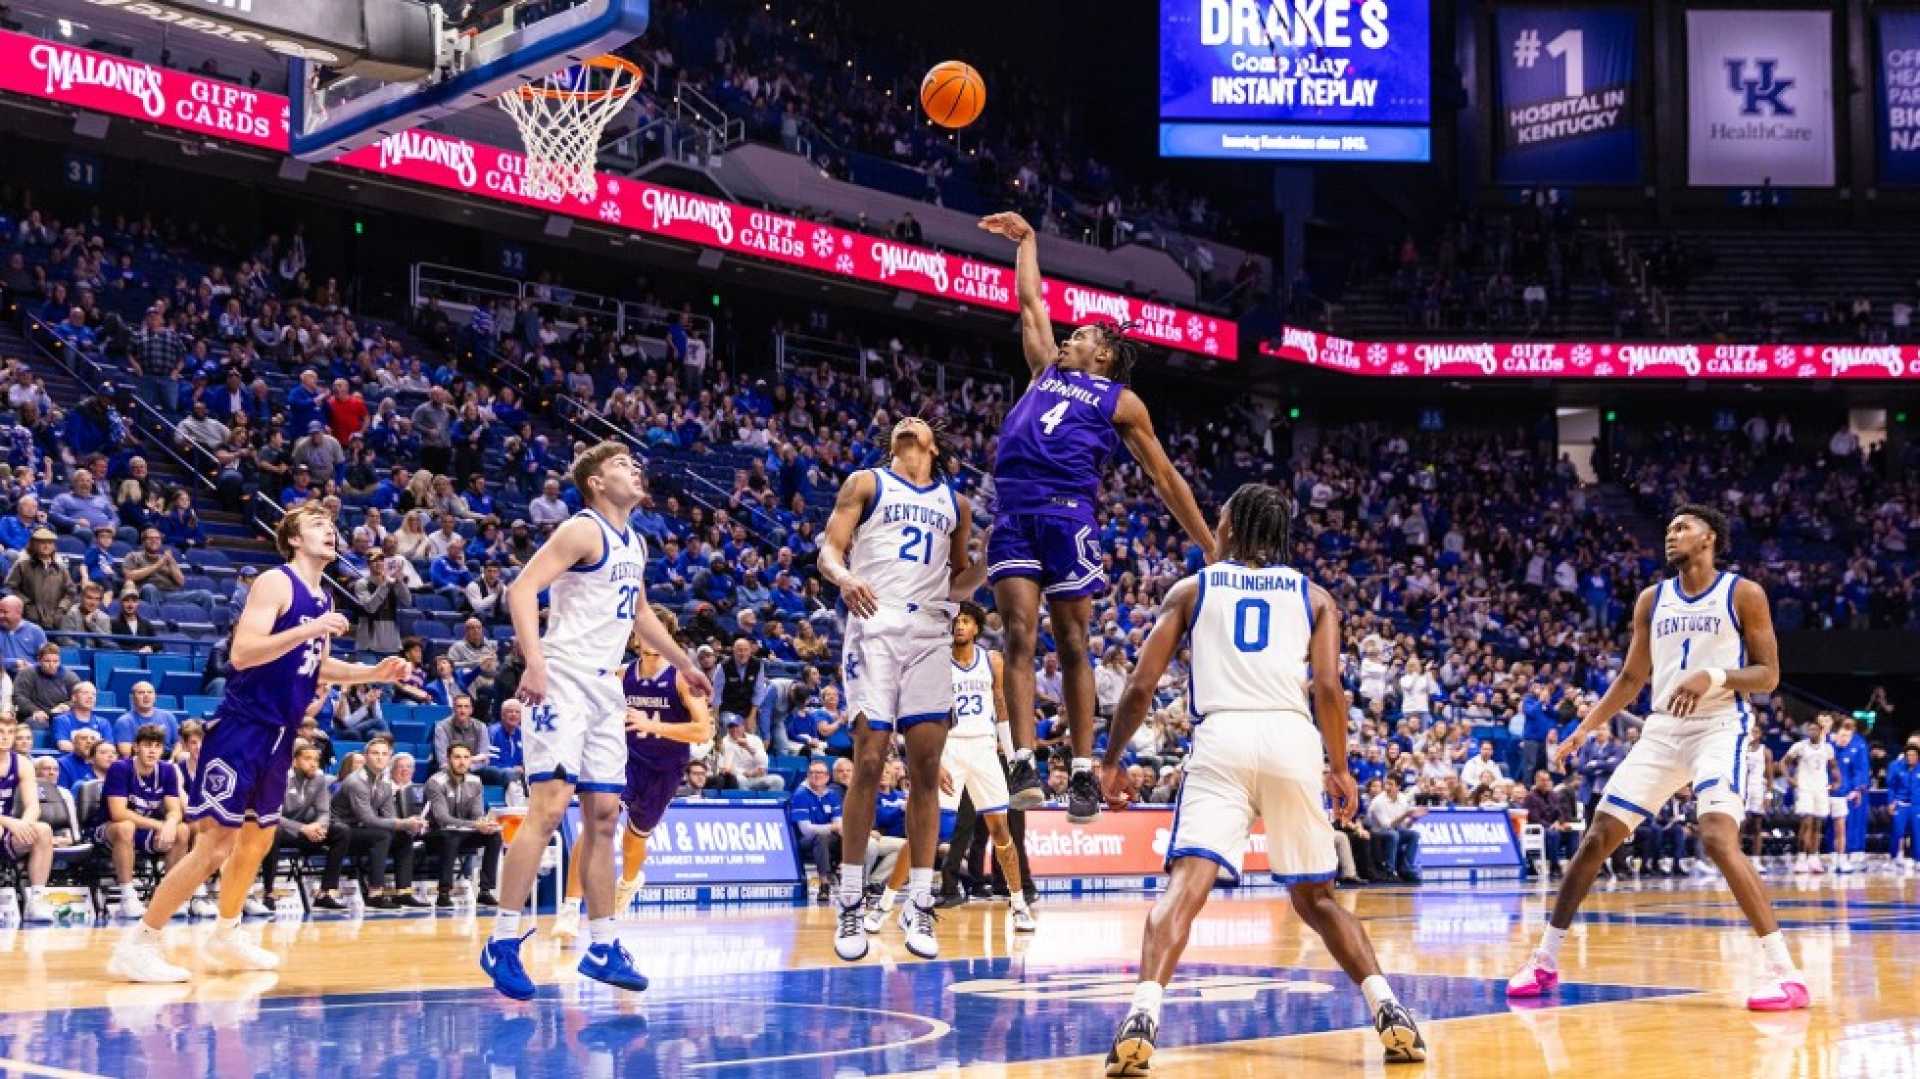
1686,9,1834,187
1262,326,1920,381
1494,6,1640,185
1158,0,1431,161
1876,12,1920,186
0,30,1236,361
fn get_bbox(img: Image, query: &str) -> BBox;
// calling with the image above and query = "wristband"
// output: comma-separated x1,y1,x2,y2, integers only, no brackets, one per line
1705,667,1727,691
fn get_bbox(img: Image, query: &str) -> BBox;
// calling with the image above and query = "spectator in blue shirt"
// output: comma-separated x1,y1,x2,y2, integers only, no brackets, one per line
488,699,526,783
51,308,96,351
1574,726,1627,817
787,758,842,903
0,494,42,552
51,682,112,753
48,470,117,534
0,597,49,674
423,656,464,709
114,680,179,755
57,729,104,792
430,536,476,599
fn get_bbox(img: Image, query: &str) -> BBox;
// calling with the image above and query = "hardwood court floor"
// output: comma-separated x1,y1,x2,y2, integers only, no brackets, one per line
0,871,1915,1077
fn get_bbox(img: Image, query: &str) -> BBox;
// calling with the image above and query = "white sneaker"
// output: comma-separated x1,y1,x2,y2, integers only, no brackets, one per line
900,900,938,960
243,897,272,917
188,896,218,919
107,935,190,983
863,893,894,935
1809,858,1827,875
833,901,869,962
552,897,581,942
1010,903,1037,933
203,930,281,972
615,873,643,914
22,897,54,925
118,892,147,921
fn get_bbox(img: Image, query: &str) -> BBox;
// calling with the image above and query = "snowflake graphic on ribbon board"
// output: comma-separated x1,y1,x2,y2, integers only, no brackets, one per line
598,202,621,223
1570,344,1592,367
834,253,854,274
1773,345,1799,368
1185,315,1204,340
1367,343,1389,363
811,228,835,260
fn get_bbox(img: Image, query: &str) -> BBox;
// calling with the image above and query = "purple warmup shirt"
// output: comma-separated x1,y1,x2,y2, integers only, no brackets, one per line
215,564,332,729
624,662,693,771
993,364,1123,519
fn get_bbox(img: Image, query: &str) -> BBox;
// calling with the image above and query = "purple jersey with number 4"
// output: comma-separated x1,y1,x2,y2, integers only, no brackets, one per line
622,662,692,833
188,564,332,827
993,364,1123,519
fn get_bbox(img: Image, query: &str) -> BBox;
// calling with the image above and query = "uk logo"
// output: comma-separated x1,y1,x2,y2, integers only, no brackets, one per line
1725,58,1793,116
529,705,557,733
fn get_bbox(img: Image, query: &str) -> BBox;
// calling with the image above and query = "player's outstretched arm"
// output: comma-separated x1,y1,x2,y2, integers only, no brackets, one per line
320,655,413,687
817,470,879,618
229,569,338,670
1102,577,1197,802
1555,586,1657,764
1665,578,1779,717
634,601,709,698
1113,391,1216,560
978,212,1055,378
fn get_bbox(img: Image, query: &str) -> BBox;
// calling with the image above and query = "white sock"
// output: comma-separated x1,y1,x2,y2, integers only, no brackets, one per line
838,863,865,908
491,910,521,941
908,867,934,909
559,896,581,913
25,886,42,901
134,923,163,943
1758,931,1794,976
1130,980,1165,1024
1014,747,1034,764
193,886,207,898
1011,890,1030,912
215,915,242,934
589,917,617,946
1360,974,1397,1013
121,883,139,901
1538,925,1568,964
1071,757,1093,777
878,887,897,911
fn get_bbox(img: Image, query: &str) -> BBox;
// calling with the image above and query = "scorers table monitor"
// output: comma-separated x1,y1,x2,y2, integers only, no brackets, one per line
1159,0,1431,162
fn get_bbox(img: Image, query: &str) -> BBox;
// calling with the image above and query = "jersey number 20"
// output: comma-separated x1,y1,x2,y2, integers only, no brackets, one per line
614,584,640,619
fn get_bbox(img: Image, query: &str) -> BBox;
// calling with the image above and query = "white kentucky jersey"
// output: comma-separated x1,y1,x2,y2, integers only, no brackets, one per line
1187,561,1314,720
1744,742,1769,796
542,508,649,671
1786,739,1834,790
951,646,997,738
848,467,958,611
1648,571,1747,721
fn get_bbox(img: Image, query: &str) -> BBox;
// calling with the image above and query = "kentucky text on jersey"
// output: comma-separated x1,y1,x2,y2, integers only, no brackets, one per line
879,500,954,535
605,562,645,585
1655,614,1724,638
1206,569,1302,593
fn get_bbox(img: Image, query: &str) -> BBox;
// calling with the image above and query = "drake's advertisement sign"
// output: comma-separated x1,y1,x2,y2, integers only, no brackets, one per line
0,31,1236,360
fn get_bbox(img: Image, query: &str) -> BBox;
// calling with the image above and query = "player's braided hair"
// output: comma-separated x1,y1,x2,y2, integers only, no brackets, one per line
1091,321,1143,384
1673,502,1732,558
1221,483,1293,568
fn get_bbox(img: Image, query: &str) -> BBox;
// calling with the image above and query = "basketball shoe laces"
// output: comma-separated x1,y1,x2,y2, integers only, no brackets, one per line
911,901,939,937
837,901,865,939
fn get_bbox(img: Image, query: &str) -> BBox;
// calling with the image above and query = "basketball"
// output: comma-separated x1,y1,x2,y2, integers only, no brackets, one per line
920,60,986,129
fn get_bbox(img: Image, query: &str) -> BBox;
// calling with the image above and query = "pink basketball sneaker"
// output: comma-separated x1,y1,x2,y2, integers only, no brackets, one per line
1506,953,1560,999
1747,977,1811,1012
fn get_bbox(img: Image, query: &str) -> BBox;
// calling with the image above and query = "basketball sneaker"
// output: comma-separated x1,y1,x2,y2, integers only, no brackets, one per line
1103,1010,1158,1077
203,930,281,972
835,901,870,961
1067,770,1102,824
188,895,217,919
552,896,582,942
1007,756,1043,811
615,872,644,914
481,931,537,1000
107,933,191,984
900,899,939,959
22,895,54,925
1505,952,1560,999
1374,1000,1428,1063
243,896,272,917
578,939,650,993
1747,976,1811,1011
117,887,144,921
1010,903,1037,933
862,890,895,934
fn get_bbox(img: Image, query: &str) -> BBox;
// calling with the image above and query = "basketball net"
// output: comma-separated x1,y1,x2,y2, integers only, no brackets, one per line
499,55,643,202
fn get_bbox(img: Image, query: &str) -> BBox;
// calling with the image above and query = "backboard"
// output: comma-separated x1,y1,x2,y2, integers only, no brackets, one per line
289,0,649,162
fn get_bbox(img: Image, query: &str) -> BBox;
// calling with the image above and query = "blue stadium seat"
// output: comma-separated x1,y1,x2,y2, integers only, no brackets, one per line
105,667,149,703
415,594,452,613
146,654,193,677
182,695,220,717
92,653,142,690
159,601,210,625
158,670,202,699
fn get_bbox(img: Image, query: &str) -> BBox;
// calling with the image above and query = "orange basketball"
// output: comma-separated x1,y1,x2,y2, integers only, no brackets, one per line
920,60,986,129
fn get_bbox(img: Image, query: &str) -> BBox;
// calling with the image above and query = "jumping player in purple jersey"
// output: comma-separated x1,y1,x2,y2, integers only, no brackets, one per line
553,608,713,938
108,502,413,983
977,211,1217,823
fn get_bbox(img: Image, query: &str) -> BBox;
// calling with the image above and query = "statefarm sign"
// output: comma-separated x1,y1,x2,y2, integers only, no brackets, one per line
1262,326,1918,380
1,31,1236,360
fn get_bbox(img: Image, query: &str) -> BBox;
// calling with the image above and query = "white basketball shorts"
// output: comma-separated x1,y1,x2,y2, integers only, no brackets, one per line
841,603,954,732
1793,785,1831,819
1827,791,1850,820
1599,713,1749,826
938,734,1010,815
1165,710,1338,885
525,659,628,792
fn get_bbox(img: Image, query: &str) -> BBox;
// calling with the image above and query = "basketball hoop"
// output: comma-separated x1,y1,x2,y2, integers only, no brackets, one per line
499,54,643,202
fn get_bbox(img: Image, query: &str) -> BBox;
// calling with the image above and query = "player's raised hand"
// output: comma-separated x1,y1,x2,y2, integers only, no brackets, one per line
977,212,1033,243
839,575,879,619
311,612,351,638
369,656,412,684
1551,731,1587,772
1665,670,1711,717
1327,768,1359,822
1098,761,1135,810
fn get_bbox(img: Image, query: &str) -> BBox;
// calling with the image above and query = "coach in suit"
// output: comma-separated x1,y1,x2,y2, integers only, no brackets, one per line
337,736,429,909
424,744,502,907
263,741,355,910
